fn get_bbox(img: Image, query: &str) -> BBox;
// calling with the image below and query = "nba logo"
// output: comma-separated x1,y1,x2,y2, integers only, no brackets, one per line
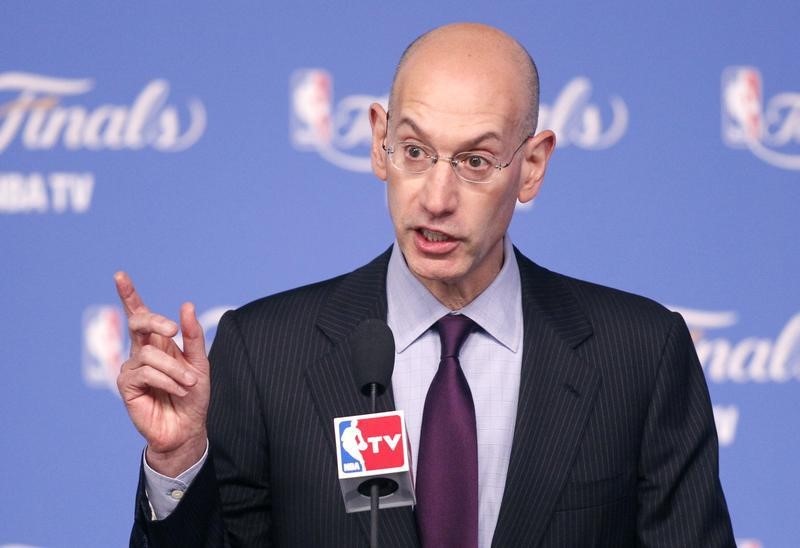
82,305,126,394
722,66,764,146
339,419,368,473
289,69,333,149
335,411,407,477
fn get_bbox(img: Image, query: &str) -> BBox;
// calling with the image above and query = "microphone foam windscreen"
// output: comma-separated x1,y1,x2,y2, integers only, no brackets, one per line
350,318,396,393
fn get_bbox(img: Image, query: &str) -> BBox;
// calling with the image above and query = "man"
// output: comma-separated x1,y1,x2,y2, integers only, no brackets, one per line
116,23,735,547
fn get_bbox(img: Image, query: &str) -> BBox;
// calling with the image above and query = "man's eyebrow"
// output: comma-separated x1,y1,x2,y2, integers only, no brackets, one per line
394,116,430,141
393,116,503,150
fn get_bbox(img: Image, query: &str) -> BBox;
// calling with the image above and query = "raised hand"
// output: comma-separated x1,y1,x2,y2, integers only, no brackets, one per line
114,271,210,477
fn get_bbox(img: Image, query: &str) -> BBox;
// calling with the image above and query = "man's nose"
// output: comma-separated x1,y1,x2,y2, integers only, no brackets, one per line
419,160,459,215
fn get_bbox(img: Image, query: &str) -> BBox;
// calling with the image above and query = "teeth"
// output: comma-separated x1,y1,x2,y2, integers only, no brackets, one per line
422,229,449,242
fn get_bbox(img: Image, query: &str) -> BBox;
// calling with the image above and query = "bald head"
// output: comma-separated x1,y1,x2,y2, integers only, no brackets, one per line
389,23,540,136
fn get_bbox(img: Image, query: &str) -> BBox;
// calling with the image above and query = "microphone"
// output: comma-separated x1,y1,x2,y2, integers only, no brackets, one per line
351,318,395,404
334,320,415,532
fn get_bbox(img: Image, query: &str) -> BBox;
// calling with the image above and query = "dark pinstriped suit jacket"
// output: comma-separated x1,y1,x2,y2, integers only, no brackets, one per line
131,247,735,547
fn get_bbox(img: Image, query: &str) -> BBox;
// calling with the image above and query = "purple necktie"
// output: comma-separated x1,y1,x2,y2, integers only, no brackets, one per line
416,314,478,548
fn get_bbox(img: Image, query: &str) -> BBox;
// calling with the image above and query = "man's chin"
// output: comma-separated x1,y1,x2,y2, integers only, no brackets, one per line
407,258,464,286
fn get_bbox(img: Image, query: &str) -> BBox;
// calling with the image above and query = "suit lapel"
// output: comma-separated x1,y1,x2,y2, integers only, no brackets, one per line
492,250,600,547
303,247,420,546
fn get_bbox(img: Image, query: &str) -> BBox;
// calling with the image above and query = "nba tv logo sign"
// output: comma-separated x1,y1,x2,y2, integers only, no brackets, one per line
334,410,415,512
336,411,406,476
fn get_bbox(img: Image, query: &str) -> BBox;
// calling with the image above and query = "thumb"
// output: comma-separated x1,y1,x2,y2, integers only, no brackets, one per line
180,302,208,365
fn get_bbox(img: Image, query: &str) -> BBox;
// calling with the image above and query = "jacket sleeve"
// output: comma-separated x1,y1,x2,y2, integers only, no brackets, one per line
636,312,736,547
130,452,228,547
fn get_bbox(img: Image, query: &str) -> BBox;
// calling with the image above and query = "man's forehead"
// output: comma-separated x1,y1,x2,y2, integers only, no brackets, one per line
389,80,523,145
396,52,520,96
390,108,510,148
392,56,526,136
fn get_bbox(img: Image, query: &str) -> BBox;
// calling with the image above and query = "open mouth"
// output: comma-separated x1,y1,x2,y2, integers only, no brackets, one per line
420,228,452,242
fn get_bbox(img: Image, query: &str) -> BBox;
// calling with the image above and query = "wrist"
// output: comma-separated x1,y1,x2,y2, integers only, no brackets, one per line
146,434,208,478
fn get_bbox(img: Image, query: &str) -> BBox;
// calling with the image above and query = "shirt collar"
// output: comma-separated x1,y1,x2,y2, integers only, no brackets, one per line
386,236,523,354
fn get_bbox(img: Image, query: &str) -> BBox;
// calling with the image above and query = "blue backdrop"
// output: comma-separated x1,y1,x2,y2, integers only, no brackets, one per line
2,2,798,546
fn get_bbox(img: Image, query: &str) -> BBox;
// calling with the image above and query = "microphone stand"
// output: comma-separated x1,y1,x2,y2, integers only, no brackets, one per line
356,382,398,547
349,319,398,548
369,382,379,548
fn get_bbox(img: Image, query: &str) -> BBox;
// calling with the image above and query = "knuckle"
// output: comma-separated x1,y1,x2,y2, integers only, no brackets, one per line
139,345,163,366
138,345,152,360
140,344,157,358
129,311,160,331
140,366,159,384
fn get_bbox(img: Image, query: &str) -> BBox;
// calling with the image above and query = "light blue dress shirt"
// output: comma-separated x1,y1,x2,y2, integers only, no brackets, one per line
387,235,523,548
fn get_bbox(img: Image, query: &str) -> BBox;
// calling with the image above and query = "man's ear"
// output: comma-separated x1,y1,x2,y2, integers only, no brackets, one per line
518,129,556,204
369,103,388,181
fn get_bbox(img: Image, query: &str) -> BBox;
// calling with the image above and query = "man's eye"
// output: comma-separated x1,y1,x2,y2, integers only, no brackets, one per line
463,155,491,169
405,145,424,159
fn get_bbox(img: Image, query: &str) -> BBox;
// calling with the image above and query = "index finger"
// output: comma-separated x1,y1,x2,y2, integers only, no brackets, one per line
114,271,149,317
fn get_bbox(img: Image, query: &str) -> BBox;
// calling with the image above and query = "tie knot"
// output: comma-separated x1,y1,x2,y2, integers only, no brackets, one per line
436,314,475,359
